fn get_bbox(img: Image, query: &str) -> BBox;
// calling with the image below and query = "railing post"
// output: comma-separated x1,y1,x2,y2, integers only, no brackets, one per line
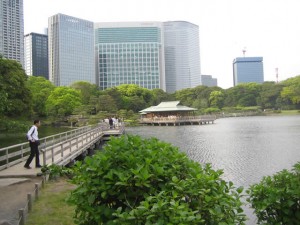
43,149,46,166
35,183,39,200
5,148,9,166
21,145,24,160
19,208,25,225
27,193,32,212
51,146,54,163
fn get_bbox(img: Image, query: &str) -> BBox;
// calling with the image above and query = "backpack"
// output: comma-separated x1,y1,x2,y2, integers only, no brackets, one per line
26,127,35,141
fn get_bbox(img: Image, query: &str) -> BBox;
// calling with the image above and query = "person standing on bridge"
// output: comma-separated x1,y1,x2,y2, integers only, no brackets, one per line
24,120,42,169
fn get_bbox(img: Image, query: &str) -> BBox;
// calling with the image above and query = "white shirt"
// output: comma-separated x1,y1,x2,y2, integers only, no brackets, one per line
27,125,39,141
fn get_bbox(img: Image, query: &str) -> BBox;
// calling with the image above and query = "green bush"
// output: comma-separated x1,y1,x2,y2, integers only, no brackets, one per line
69,135,246,225
247,162,300,224
41,164,73,180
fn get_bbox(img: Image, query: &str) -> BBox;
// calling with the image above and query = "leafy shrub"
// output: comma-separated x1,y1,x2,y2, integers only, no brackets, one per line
41,164,73,180
247,162,300,224
69,135,246,225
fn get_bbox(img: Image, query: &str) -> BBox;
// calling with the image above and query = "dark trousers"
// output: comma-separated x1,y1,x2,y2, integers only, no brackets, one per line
25,142,40,167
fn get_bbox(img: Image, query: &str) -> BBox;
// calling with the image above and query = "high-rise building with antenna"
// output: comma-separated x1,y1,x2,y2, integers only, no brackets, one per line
233,57,264,86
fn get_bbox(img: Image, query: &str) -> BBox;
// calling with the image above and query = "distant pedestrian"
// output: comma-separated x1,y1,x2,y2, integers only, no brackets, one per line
24,120,42,169
109,117,113,129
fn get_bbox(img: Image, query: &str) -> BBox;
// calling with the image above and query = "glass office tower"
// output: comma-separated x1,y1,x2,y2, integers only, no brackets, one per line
0,0,24,66
48,14,95,86
233,57,264,86
163,21,201,93
24,33,48,79
95,22,165,91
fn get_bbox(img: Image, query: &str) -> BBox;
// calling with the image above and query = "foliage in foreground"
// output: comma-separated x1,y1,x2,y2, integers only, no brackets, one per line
69,135,246,225
247,162,300,224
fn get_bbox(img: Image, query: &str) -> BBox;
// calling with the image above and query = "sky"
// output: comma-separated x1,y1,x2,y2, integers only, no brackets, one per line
24,0,300,89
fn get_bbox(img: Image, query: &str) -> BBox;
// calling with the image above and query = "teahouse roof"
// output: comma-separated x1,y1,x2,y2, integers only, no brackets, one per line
139,101,197,113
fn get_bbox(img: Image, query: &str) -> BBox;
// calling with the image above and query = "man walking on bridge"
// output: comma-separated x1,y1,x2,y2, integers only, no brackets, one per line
24,120,42,169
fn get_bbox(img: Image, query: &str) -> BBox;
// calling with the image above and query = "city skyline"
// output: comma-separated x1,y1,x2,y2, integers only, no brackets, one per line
23,0,300,89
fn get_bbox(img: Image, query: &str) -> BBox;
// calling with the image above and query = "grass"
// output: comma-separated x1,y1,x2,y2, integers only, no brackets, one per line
262,109,300,116
280,110,300,115
26,178,76,225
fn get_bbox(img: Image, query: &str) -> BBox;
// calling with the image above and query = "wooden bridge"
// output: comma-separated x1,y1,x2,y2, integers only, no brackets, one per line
0,123,125,178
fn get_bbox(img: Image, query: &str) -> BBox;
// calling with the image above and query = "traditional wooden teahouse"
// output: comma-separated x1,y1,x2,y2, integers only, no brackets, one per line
139,101,216,126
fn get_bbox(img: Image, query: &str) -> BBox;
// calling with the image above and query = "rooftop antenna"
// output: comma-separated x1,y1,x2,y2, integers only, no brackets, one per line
242,47,246,57
276,68,279,83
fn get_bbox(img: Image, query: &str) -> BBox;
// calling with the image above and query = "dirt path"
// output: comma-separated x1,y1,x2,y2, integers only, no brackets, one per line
0,177,43,225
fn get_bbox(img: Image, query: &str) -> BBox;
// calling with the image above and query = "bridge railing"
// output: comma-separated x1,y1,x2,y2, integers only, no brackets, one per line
0,122,124,170
41,125,106,166
0,125,95,171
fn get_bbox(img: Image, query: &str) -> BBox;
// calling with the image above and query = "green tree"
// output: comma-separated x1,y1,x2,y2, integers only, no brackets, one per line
69,135,246,225
0,57,32,117
103,87,124,109
97,94,118,112
258,81,284,109
209,90,225,109
45,87,82,117
123,95,147,112
26,76,55,116
70,81,99,105
280,75,300,108
151,88,174,105
224,83,261,107
116,84,154,105
174,88,196,107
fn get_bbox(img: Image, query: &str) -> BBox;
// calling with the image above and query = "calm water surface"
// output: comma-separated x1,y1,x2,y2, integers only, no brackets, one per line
127,115,300,187
126,115,300,224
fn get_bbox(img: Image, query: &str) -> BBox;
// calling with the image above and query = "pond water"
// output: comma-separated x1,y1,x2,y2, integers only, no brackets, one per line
126,115,300,224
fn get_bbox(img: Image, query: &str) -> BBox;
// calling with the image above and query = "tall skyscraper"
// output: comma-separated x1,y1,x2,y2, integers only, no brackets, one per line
95,22,165,91
163,21,201,93
48,14,95,86
233,57,264,86
24,32,48,79
0,0,24,66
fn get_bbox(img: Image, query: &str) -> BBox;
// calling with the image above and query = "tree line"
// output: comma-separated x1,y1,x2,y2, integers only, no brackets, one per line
1,57,300,130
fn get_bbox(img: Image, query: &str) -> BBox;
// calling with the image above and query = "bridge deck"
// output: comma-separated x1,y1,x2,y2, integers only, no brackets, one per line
0,124,124,178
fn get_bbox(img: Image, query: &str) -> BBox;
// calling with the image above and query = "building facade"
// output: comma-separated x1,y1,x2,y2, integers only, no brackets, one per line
201,75,218,87
48,14,95,86
233,57,264,86
95,22,165,91
24,33,48,79
163,21,201,93
0,0,24,66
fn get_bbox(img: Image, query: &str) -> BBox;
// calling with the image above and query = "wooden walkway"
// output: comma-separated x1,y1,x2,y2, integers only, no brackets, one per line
0,123,125,178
